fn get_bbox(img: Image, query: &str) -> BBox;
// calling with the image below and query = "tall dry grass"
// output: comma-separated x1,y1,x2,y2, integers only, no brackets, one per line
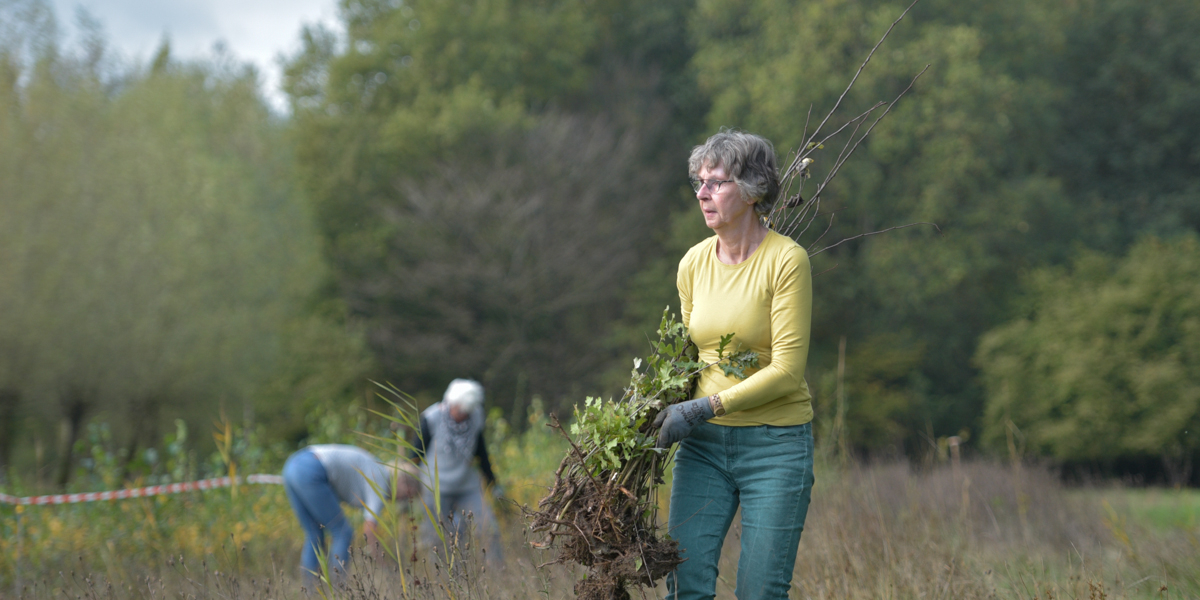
7,459,1197,599
711,460,1197,599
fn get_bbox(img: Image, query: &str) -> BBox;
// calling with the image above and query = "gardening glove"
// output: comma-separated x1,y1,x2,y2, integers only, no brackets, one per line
652,397,714,448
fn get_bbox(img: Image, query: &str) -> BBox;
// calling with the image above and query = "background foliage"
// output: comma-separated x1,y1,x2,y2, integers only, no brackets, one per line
0,0,372,486
0,0,1197,487
978,235,1200,485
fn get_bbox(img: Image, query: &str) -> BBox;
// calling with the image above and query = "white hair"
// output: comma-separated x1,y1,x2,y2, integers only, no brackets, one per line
443,378,484,413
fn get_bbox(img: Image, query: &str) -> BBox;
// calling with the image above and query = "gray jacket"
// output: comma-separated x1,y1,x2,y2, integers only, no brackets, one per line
413,402,496,494
307,444,390,521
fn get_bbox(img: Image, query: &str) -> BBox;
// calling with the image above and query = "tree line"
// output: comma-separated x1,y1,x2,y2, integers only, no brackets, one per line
1,0,1197,487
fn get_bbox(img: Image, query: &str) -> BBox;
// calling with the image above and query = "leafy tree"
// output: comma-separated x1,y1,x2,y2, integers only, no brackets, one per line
285,0,598,253
353,114,676,408
1050,0,1200,249
0,4,369,484
285,0,699,415
977,235,1200,486
817,333,928,456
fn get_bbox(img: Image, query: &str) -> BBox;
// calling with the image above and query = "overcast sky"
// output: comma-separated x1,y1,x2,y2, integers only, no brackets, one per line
48,0,341,111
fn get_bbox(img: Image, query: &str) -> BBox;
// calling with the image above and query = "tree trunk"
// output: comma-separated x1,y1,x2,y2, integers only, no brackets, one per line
118,395,161,483
55,388,91,489
0,387,19,482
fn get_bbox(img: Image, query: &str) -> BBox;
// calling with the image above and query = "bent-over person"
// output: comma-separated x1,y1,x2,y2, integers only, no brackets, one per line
282,444,397,584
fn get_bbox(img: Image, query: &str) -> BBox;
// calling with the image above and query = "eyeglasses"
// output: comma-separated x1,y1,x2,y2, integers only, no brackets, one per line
690,178,735,193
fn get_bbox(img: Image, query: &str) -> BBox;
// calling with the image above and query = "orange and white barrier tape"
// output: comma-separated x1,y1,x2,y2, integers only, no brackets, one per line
0,474,283,506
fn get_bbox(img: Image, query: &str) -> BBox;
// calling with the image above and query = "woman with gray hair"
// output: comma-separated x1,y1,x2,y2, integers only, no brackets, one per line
412,378,504,562
652,130,815,599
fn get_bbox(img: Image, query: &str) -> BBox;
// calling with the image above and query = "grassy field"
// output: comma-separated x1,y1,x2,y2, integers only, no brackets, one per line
1084,487,1200,533
3,420,1198,599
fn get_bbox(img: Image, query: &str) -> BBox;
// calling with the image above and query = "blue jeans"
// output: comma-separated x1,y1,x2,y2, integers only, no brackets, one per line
283,449,354,581
666,421,815,600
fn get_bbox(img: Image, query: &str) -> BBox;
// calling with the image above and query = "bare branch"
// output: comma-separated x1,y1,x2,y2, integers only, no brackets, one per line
800,0,923,151
806,210,840,250
827,65,931,182
771,0,932,251
810,221,941,257
774,64,932,242
813,263,840,277
785,101,885,180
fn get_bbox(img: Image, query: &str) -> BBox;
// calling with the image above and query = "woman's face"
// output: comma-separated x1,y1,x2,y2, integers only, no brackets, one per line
695,164,755,232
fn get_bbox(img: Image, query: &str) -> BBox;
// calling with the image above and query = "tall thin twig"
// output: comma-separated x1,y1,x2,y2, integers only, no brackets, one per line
769,0,937,256
785,0,923,176
811,221,940,257
774,65,931,242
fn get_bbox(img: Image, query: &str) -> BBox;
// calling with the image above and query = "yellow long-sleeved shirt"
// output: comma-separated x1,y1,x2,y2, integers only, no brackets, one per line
677,230,813,426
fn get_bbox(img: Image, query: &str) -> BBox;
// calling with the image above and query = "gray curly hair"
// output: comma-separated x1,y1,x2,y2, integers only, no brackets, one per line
688,130,780,217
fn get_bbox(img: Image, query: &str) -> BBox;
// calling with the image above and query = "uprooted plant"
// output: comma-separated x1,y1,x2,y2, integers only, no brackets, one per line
524,310,757,599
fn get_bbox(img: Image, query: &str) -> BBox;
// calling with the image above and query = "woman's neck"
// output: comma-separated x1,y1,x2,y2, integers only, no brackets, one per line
714,220,769,265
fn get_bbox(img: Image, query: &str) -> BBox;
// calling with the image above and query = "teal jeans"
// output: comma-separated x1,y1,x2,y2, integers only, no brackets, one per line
666,421,815,600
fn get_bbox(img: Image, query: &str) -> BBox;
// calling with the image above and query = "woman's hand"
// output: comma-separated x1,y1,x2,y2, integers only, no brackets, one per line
653,397,715,447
